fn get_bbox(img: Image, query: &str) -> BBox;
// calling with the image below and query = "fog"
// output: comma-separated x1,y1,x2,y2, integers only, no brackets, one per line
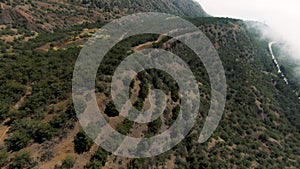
196,0,300,61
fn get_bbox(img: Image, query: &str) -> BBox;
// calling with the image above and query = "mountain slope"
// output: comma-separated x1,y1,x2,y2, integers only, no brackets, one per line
0,1,299,169
0,0,208,32
0,17,299,168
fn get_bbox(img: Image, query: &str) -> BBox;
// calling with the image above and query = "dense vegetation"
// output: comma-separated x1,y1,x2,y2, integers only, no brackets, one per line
0,14,299,169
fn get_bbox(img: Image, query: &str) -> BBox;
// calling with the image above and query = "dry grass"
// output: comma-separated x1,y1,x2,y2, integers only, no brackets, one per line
37,122,81,169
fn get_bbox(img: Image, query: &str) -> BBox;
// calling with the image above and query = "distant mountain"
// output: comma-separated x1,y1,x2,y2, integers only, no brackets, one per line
0,0,208,32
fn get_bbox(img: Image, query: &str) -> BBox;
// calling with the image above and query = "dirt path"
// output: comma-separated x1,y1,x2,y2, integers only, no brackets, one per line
36,28,97,51
13,85,32,110
0,85,31,142
0,118,10,143
132,34,166,52
0,125,10,142
23,31,38,42
37,36,87,52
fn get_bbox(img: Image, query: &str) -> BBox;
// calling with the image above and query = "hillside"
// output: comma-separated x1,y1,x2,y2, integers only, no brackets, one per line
0,0,208,32
0,1,299,169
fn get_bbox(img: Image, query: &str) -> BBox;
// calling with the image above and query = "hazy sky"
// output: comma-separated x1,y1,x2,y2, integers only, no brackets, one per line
196,0,300,59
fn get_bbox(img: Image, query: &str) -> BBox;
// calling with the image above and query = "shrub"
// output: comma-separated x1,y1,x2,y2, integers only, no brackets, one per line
104,101,119,117
5,131,30,152
9,151,35,169
74,131,93,154
33,123,54,143
50,113,68,129
84,147,108,169
40,150,54,162
54,156,75,169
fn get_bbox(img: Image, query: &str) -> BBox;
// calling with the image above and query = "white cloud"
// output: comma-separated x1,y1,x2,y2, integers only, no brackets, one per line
196,0,300,60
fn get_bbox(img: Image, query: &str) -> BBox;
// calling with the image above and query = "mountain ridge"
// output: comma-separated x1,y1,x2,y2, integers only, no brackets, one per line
0,0,208,32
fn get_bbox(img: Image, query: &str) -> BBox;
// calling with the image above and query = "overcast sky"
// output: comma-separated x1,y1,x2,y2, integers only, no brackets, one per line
196,0,300,59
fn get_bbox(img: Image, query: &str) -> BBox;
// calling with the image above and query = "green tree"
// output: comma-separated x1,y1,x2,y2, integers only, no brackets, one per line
172,105,180,121
84,147,108,169
33,123,54,143
116,118,134,135
133,98,144,111
74,131,93,154
148,118,162,135
50,113,68,129
104,101,119,117
138,82,149,99
65,101,77,118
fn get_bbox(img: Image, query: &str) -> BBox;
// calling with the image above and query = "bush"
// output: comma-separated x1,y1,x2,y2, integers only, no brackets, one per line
148,118,162,135
50,113,68,129
65,101,76,118
40,150,54,162
133,98,144,111
172,105,180,121
5,131,30,152
138,82,149,99
84,160,103,169
84,147,108,169
104,101,119,117
9,151,35,169
116,118,133,135
171,90,179,102
33,123,54,143
74,131,93,154
54,156,75,169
